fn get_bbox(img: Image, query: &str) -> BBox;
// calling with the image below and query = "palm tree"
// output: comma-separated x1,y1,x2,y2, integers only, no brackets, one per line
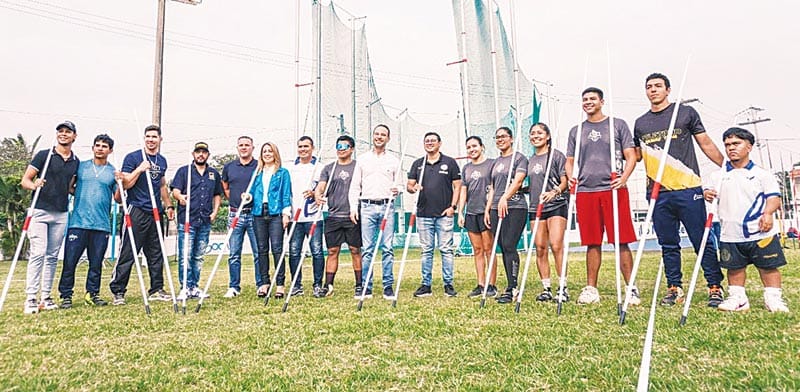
0,133,41,177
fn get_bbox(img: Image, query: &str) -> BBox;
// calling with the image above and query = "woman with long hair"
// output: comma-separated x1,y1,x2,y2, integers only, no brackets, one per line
457,136,498,298
249,142,292,298
527,123,569,302
484,127,528,304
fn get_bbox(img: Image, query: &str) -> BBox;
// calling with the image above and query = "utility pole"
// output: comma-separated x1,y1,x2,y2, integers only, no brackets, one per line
737,106,771,167
152,0,201,126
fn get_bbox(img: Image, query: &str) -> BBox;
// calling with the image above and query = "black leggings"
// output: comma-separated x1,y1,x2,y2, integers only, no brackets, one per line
490,208,527,289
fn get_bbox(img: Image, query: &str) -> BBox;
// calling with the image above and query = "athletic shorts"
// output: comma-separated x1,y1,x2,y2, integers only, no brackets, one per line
529,204,568,221
719,235,787,270
575,188,637,246
463,213,488,233
324,217,362,248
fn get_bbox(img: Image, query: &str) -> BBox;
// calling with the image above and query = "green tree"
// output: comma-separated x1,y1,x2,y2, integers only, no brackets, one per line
0,134,41,258
0,133,41,177
209,153,236,173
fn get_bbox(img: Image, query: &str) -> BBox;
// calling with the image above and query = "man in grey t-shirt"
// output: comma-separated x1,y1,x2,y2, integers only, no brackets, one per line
566,87,639,306
315,135,362,298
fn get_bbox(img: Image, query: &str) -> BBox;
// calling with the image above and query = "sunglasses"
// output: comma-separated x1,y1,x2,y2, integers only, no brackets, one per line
336,143,352,151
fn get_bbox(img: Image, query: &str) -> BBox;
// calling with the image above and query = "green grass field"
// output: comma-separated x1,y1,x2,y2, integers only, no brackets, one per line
0,248,798,391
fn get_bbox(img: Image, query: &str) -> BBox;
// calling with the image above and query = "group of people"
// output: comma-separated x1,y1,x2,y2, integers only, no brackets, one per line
18,72,789,314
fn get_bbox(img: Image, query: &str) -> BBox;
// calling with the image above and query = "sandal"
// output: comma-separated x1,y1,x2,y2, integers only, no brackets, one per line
274,286,285,299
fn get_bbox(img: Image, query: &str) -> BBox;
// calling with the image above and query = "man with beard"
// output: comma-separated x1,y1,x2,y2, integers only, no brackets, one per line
171,142,223,299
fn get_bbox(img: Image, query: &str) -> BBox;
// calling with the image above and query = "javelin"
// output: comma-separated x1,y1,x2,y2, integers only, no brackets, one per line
391,154,427,308
636,260,664,392
0,137,56,312
607,43,624,315
620,56,692,325
357,139,409,311
179,159,192,314
556,56,590,316
281,160,335,313
680,169,725,325
195,164,260,313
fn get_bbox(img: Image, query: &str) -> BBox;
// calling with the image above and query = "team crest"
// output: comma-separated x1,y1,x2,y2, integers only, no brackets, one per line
209,172,215,180
440,164,448,171
533,163,543,174
495,163,505,173
588,130,601,142
720,248,731,263
338,170,350,181
470,170,482,180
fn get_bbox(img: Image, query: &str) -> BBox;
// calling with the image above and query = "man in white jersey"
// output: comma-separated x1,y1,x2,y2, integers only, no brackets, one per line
288,136,324,297
704,127,788,312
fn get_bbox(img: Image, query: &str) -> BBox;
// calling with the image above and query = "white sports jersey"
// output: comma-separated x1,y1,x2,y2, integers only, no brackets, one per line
290,158,321,223
713,161,781,242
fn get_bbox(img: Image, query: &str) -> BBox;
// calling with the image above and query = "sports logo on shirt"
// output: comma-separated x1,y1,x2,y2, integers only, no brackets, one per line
495,163,505,173
470,170,482,180
588,130,601,142
209,172,216,180
338,170,350,181
439,164,448,175
533,163,544,174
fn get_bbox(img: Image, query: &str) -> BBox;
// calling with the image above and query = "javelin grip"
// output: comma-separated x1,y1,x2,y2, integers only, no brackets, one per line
408,214,416,227
651,182,662,200
151,208,161,222
125,215,132,228
380,219,387,231
230,217,239,229
535,203,544,217
704,214,714,228
293,209,301,221
22,216,32,231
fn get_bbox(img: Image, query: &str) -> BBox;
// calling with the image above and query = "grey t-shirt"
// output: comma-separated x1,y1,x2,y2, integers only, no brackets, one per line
566,117,634,192
320,160,357,218
461,158,494,215
490,152,528,210
527,149,568,213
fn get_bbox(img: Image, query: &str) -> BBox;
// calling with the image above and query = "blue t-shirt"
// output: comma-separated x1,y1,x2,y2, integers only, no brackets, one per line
221,159,257,209
122,150,167,211
69,160,117,232
171,164,223,226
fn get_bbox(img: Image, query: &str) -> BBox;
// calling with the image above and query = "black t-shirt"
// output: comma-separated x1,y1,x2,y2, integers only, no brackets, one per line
30,148,79,212
634,103,706,193
408,154,461,217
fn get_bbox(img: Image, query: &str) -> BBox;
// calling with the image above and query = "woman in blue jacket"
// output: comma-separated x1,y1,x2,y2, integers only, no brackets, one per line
250,142,292,298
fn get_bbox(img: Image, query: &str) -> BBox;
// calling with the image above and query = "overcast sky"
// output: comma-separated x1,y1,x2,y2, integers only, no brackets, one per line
1,0,798,176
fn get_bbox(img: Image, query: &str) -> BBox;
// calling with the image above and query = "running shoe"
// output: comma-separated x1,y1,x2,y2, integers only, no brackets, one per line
708,285,724,308
148,290,171,302
718,295,750,312
536,287,553,302
413,285,432,298
383,286,396,300
223,288,240,298
443,284,457,297
112,292,126,306
467,285,484,298
24,298,39,314
40,297,58,310
60,297,73,309
660,285,685,306
764,292,789,313
627,287,642,306
85,292,108,306
576,286,600,305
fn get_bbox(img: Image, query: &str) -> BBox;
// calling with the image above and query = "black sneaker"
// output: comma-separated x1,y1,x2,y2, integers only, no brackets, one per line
359,287,373,299
383,286,396,300
60,297,73,309
312,285,325,298
85,292,108,306
112,292,126,306
496,288,514,304
413,285,432,298
486,285,498,298
555,287,570,302
443,284,457,297
353,285,364,300
467,285,484,298
290,286,304,297
708,285,724,308
536,287,553,302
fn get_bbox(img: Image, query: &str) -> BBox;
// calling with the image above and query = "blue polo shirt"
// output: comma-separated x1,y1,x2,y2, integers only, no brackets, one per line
221,158,257,209
171,164,223,226
122,150,167,211
30,148,79,212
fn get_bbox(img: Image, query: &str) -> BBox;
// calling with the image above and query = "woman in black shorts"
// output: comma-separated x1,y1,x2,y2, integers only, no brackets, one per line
457,136,498,298
527,123,569,302
484,127,528,304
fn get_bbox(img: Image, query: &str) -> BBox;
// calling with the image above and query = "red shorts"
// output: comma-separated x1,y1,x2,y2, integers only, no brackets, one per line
575,188,637,246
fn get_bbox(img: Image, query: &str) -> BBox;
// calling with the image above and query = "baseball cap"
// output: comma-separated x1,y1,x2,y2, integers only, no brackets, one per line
194,142,210,152
56,120,77,132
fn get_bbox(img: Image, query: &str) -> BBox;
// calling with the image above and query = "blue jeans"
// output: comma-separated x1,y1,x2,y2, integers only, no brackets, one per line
59,228,109,298
177,223,211,289
652,187,723,288
227,212,262,291
417,216,455,286
254,214,286,286
360,202,394,290
289,220,324,288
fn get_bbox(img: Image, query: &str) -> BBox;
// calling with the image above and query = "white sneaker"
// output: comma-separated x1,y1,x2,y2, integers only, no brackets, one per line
577,286,601,304
191,287,209,299
627,287,642,306
23,298,39,314
223,288,240,298
176,288,189,301
40,297,58,310
764,293,789,313
718,295,750,312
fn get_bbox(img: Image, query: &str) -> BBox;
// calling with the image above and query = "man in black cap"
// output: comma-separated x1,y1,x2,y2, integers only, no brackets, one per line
171,142,222,299
20,120,79,314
